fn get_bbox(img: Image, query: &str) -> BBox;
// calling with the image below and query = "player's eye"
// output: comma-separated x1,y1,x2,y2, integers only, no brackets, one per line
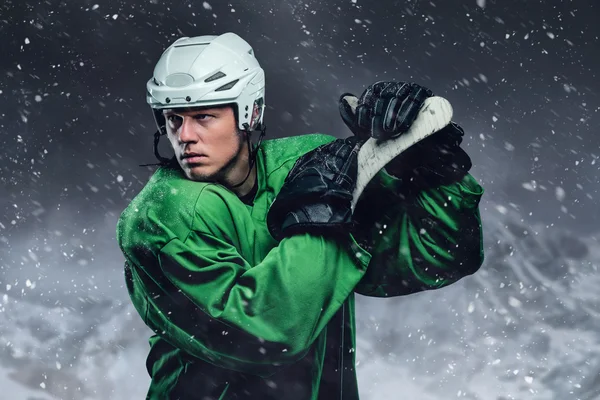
166,115,183,124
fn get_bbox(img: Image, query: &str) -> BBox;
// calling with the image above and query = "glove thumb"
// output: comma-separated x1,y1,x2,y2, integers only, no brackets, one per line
339,93,369,140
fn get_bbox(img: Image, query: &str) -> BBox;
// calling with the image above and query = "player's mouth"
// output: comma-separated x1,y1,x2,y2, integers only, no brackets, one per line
182,152,208,163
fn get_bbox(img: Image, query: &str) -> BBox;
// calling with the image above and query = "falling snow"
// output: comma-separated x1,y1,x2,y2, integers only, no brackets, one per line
0,1,597,399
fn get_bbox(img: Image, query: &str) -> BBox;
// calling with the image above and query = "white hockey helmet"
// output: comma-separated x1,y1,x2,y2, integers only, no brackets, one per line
146,32,266,133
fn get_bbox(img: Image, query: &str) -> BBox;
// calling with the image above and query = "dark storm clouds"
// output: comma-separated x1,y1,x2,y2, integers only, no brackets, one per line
0,0,598,303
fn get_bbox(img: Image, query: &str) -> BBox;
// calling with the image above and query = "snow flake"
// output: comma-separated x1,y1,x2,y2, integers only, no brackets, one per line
495,205,508,214
92,4,99,10
508,296,522,307
112,14,118,20
203,2,212,10
555,186,565,201
476,0,486,8
24,38,30,45
522,180,537,191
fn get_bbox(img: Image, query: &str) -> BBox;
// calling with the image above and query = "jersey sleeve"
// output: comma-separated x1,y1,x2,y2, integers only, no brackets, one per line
127,185,370,377
351,169,484,297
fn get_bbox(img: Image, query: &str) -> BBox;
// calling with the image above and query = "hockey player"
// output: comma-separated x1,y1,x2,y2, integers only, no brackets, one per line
117,32,485,399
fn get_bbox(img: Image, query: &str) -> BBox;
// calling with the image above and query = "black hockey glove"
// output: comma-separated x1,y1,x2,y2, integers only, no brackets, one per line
339,81,433,140
267,137,362,241
339,82,472,190
384,121,473,189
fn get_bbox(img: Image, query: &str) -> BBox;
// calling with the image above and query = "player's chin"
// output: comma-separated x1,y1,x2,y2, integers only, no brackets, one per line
185,165,216,182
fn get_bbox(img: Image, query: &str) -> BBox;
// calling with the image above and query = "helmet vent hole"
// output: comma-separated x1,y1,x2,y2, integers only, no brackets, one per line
215,79,239,92
204,71,226,82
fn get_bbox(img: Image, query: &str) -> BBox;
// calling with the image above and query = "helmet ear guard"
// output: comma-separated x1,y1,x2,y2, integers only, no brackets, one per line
138,109,170,167
152,108,167,136
248,97,264,132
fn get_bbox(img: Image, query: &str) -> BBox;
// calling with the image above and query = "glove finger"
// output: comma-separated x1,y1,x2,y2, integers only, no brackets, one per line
444,121,465,146
449,121,464,135
318,139,359,190
427,121,465,147
338,93,363,137
383,96,401,133
393,86,431,133
358,81,385,107
382,81,409,99
371,113,387,139
366,97,393,139
410,82,433,97
356,104,372,132
339,93,358,113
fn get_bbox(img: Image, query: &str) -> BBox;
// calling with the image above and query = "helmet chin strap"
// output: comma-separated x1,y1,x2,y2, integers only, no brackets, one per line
139,127,172,167
229,122,266,189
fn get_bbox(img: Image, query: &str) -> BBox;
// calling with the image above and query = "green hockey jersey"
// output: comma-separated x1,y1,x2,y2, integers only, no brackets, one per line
117,133,484,399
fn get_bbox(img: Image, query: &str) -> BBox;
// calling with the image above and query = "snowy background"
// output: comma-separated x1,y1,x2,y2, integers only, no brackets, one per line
1,0,599,399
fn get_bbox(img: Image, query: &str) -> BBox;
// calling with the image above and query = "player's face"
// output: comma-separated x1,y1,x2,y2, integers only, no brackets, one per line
163,105,246,183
